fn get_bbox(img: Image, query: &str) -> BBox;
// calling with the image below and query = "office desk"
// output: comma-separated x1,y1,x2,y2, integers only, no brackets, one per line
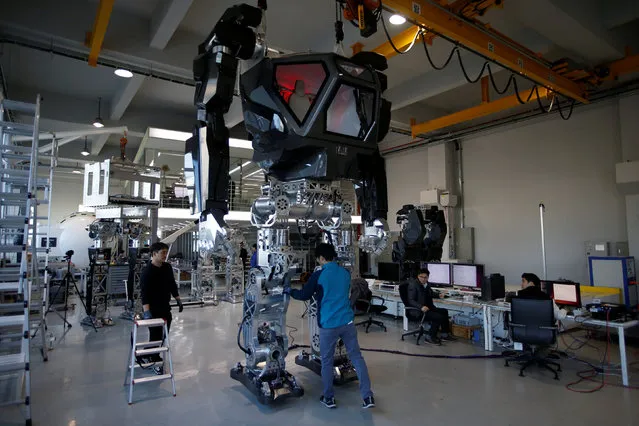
433,297,491,350
570,317,638,387
487,301,639,387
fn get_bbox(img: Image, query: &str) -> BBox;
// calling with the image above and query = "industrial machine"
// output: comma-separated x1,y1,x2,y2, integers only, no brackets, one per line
392,204,447,279
81,159,160,327
185,3,391,404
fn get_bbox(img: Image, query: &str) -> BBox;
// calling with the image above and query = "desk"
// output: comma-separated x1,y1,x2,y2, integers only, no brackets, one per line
487,301,638,387
571,317,638,387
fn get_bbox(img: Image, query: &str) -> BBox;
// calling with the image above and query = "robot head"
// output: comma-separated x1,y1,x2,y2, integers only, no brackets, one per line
240,51,391,181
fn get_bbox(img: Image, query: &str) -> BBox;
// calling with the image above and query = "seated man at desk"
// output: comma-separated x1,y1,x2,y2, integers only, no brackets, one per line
518,273,567,321
407,268,455,344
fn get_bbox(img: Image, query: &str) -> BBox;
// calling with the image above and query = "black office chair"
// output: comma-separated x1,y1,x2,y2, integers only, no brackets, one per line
504,298,561,380
398,282,428,345
354,295,388,333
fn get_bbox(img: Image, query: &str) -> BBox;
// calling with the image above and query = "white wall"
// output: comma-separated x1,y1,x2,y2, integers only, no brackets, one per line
462,101,627,285
49,175,85,225
384,144,429,232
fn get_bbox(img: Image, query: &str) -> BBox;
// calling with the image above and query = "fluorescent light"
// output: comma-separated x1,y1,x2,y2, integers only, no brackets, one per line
114,68,133,78
229,161,252,174
81,150,90,156
245,169,262,178
72,170,82,174
148,128,254,151
149,128,191,141
389,14,406,25
92,118,104,128
229,138,253,150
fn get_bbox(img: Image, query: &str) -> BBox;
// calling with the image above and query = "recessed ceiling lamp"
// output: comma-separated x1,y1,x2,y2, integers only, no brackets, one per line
389,14,406,25
81,136,90,156
93,97,104,128
114,68,133,78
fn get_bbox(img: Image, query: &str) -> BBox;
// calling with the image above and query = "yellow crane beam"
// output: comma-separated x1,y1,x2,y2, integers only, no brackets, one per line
87,0,115,67
380,0,589,104
411,88,550,138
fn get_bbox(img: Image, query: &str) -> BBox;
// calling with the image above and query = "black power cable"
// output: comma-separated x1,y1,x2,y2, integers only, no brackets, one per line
375,0,577,124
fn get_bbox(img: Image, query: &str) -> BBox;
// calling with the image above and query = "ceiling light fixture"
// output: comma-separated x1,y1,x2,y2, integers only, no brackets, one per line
229,161,252,174
244,169,263,178
72,170,82,174
389,14,406,25
114,68,133,78
92,97,104,128
81,136,90,156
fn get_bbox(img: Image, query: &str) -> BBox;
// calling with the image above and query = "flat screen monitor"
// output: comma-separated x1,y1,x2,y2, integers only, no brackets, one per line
377,262,400,282
422,263,451,286
452,264,484,288
552,282,581,307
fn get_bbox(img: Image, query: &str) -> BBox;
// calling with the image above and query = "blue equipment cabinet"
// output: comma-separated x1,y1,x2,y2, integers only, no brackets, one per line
588,256,637,308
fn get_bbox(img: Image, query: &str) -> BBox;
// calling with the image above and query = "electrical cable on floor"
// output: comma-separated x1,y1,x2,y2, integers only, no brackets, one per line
287,343,503,359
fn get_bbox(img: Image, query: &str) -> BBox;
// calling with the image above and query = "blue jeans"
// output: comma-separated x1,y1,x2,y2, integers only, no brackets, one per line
319,322,373,400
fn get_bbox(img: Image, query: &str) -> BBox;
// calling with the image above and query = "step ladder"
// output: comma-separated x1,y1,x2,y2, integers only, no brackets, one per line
0,95,48,426
124,318,176,404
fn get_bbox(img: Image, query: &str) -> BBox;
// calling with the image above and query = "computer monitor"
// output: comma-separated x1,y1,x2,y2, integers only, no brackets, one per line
421,262,451,286
552,282,582,307
377,262,400,282
451,264,484,288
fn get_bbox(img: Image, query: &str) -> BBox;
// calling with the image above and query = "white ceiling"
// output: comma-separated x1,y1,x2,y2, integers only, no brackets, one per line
1,0,638,162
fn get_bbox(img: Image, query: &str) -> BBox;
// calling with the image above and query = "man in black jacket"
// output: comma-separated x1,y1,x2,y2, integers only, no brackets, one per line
140,242,183,372
406,268,454,344
518,273,567,321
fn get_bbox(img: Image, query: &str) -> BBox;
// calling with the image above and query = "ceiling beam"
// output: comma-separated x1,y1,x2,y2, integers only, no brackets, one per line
384,52,492,111
150,0,196,49
411,87,550,137
381,0,589,103
90,134,110,155
110,75,146,120
603,0,639,29
87,0,115,67
508,0,624,64
39,136,81,153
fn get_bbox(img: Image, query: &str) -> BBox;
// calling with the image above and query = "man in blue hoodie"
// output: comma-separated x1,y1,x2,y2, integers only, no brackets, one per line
286,243,375,409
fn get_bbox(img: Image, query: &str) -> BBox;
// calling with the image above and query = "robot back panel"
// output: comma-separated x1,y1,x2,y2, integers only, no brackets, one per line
240,53,391,182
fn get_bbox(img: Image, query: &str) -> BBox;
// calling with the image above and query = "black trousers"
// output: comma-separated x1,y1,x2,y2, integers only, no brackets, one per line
149,311,172,342
424,307,450,337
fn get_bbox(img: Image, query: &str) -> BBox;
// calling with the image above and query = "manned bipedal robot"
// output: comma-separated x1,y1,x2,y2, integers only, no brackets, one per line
186,3,391,404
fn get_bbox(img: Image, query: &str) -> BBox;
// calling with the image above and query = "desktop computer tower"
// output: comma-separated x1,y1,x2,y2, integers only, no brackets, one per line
481,273,505,301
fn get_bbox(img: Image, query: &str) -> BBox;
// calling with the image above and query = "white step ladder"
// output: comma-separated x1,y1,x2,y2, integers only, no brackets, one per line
124,318,176,404
0,95,48,426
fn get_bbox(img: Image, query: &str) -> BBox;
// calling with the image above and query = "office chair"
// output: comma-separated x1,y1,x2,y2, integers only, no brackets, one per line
398,282,428,345
354,295,388,333
504,298,561,380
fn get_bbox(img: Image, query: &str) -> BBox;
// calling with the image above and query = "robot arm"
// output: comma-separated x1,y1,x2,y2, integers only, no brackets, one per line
186,4,264,256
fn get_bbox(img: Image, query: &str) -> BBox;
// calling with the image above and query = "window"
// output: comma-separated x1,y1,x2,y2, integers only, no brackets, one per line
275,63,327,124
87,172,93,196
326,84,375,139
98,170,105,195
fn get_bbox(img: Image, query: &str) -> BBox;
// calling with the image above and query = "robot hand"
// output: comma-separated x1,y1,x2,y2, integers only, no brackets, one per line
198,210,236,259
358,218,390,256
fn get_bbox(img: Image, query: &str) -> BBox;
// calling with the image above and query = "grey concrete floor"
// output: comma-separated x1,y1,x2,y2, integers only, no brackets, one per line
2,298,639,426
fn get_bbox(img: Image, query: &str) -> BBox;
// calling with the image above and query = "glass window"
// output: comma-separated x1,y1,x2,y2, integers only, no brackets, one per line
275,63,327,124
326,84,375,139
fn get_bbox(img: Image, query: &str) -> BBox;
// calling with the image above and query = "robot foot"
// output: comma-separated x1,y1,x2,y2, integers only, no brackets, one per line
295,351,358,385
230,363,304,405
